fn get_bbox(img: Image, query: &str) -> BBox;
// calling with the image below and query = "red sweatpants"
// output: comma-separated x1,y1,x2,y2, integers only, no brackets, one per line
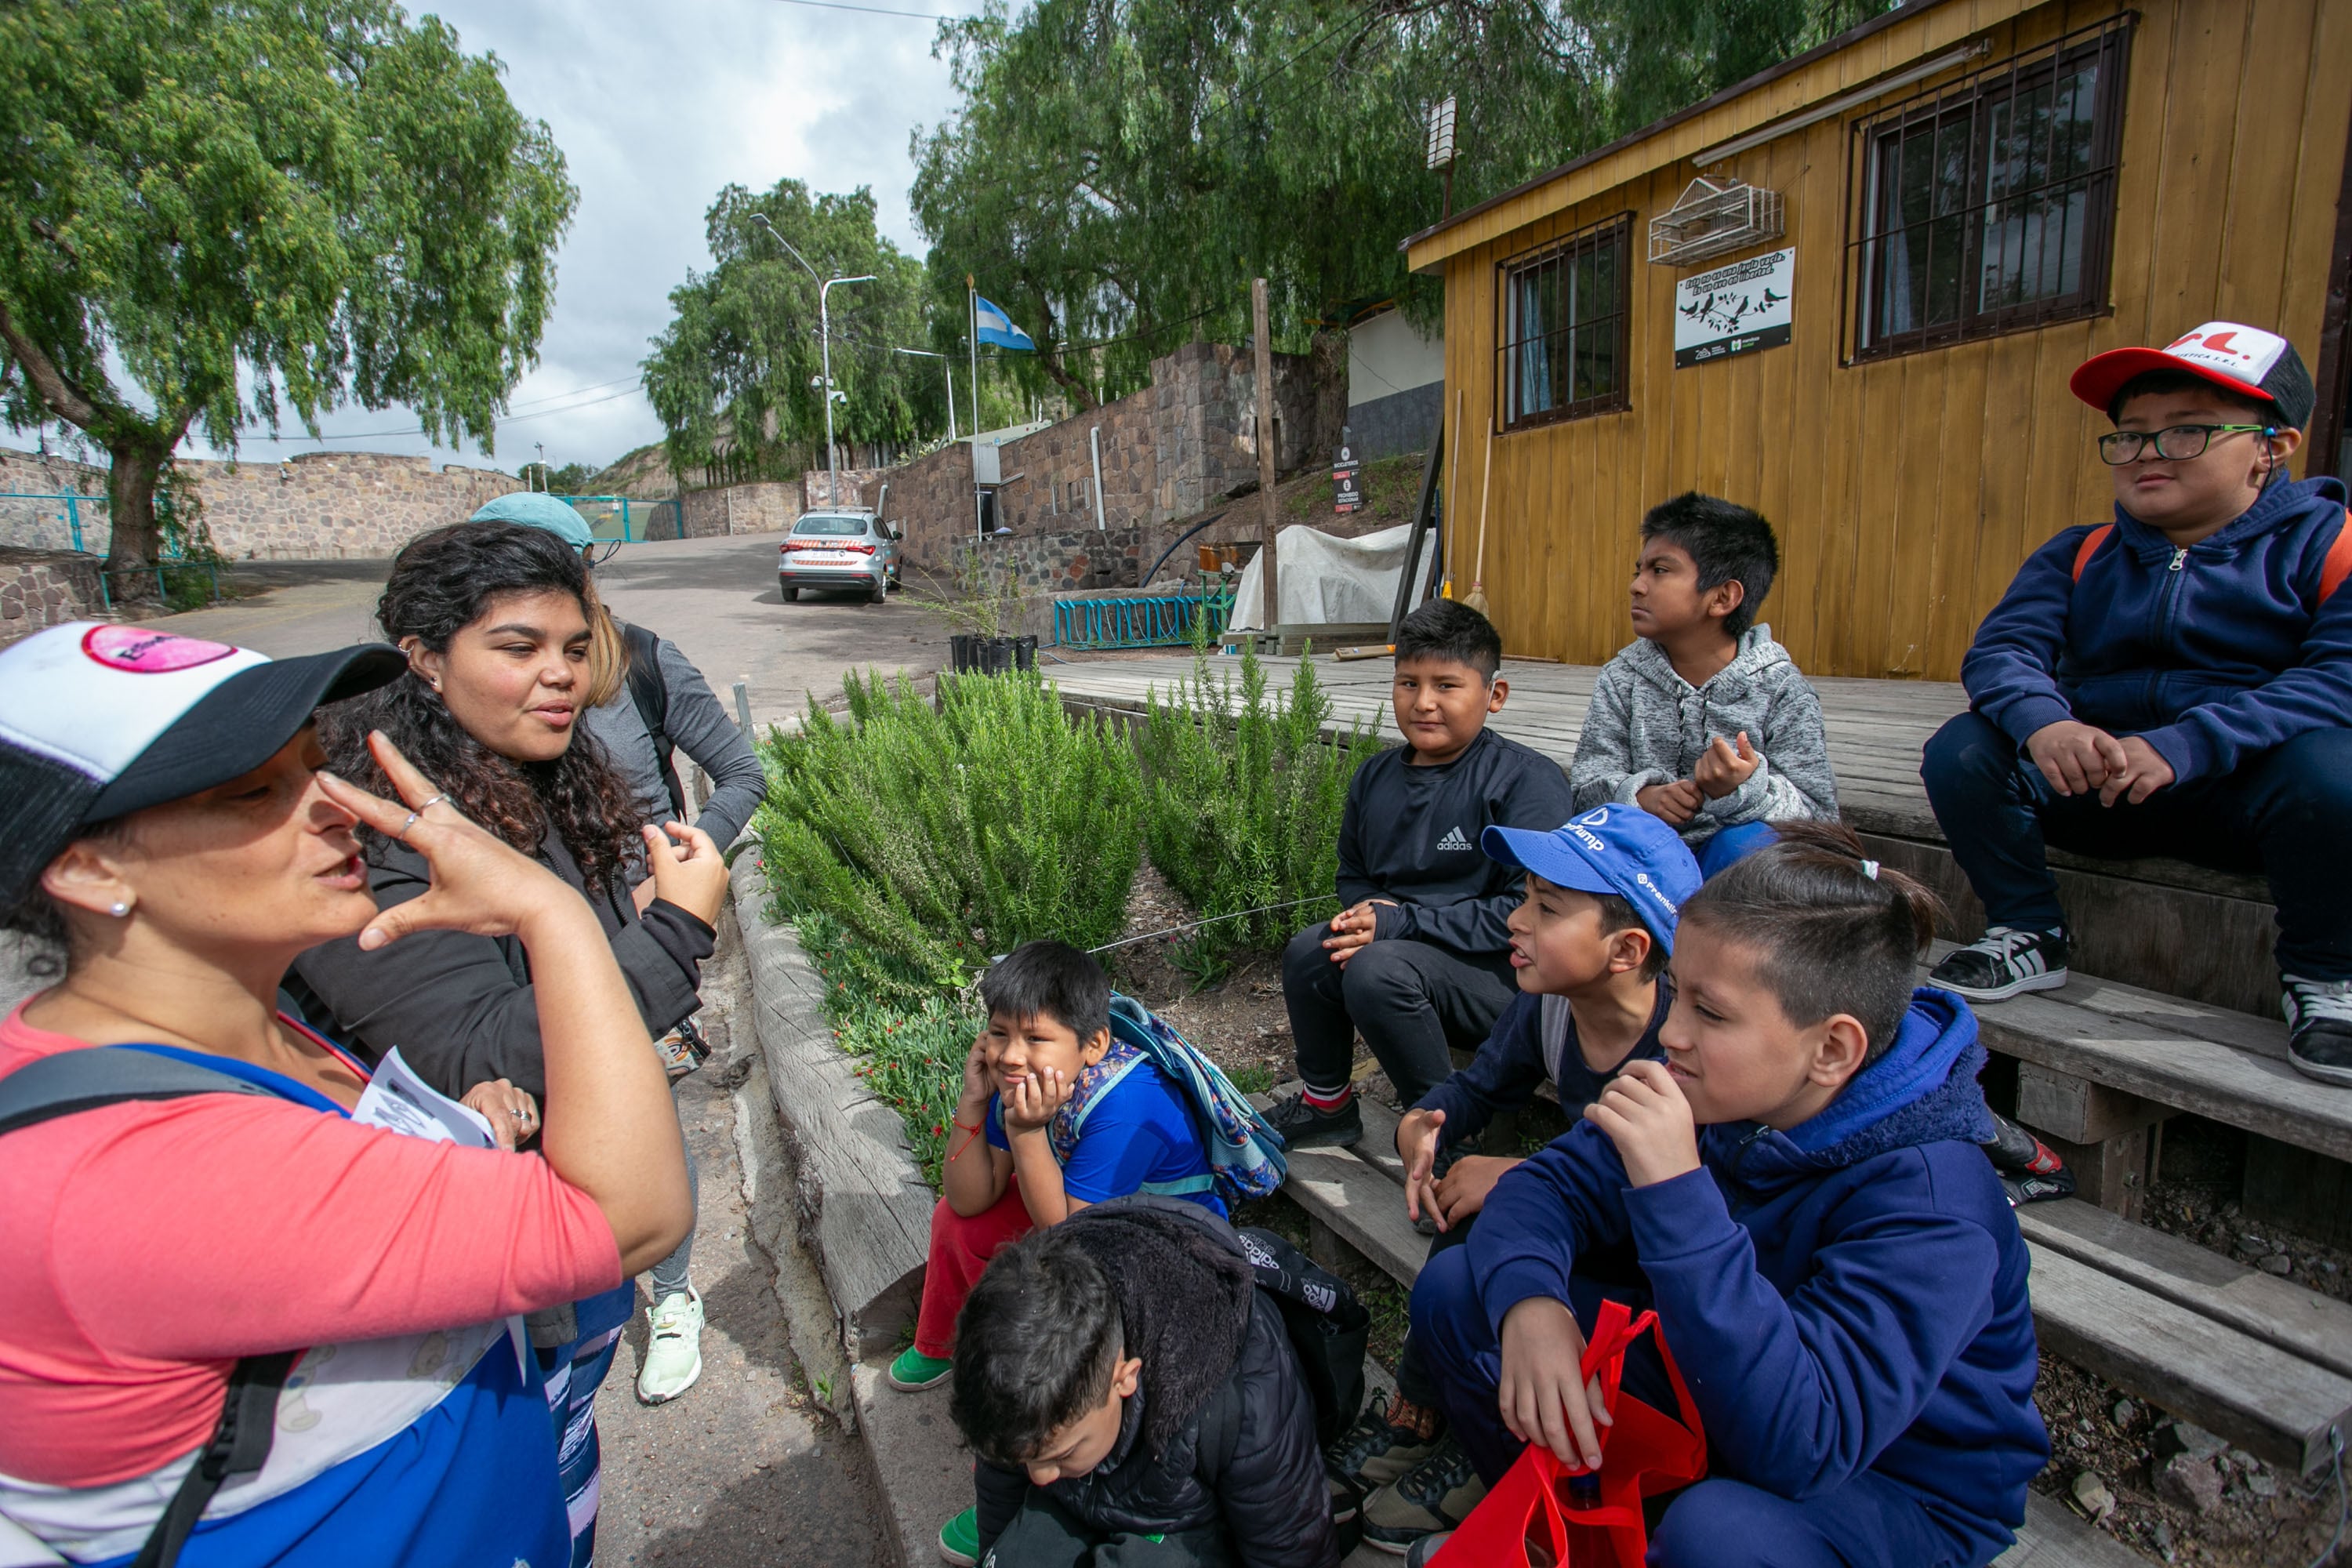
913,1179,1034,1359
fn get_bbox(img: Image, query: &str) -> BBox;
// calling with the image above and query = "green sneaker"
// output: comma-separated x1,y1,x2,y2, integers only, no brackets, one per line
1362,1434,1486,1555
938,1505,979,1566
889,1345,953,1392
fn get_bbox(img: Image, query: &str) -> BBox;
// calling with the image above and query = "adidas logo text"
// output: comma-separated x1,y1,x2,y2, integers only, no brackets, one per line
1436,826,1472,851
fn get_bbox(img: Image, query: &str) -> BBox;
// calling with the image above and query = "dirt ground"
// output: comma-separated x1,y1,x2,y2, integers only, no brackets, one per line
1098,873,2352,1567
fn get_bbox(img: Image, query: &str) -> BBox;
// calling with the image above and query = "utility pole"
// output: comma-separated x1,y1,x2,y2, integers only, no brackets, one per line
1251,277,1279,636
750,212,871,509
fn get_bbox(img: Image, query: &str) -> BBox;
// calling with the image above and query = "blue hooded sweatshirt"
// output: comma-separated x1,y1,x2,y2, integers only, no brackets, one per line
1961,474,2352,786
1467,989,2047,1564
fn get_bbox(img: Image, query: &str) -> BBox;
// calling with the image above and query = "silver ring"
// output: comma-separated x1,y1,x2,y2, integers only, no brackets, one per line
397,810,419,840
510,1107,528,1121
416,793,448,815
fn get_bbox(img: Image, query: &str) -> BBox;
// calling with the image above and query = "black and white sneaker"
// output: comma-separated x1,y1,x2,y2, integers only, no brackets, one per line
2285,976,2352,1087
1929,927,2071,1001
1268,1090,1362,1149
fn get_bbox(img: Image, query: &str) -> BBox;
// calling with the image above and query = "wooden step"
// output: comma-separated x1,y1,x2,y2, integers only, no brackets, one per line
1927,946,2351,1167
1261,1087,2352,1475
1994,1494,2154,1568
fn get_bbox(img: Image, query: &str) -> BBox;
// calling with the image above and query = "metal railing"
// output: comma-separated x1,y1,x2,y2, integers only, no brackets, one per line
553,494,684,543
2,492,221,609
1053,584,1235,650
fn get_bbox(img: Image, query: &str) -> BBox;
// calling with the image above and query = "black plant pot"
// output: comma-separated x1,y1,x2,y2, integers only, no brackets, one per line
948,633,975,672
1013,635,1038,670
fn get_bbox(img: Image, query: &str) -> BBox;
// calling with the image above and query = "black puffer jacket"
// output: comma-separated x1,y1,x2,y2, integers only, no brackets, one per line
973,1200,1339,1568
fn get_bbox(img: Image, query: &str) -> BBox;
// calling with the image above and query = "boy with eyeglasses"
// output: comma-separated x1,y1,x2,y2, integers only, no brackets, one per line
1922,322,2352,1084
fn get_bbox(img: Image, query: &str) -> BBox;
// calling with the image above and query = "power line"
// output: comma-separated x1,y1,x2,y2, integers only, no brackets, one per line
769,0,978,20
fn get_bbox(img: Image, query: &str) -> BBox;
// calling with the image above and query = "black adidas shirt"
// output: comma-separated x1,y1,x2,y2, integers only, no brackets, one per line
1339,726,1577,962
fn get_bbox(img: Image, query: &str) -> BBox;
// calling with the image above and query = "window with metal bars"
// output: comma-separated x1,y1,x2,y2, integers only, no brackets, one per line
1847,18,2132,360
1497,214,1632,430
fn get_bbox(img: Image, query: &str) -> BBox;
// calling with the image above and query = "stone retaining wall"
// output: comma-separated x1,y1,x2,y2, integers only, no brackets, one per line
681,480,801,539
0,547,107,644
0,446,521,561
877,340,1316,576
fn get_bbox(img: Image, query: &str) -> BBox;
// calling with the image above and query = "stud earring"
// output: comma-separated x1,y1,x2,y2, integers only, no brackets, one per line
108,901,130,917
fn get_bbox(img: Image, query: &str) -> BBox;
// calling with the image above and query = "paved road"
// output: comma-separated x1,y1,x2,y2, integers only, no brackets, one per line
137,534,949,724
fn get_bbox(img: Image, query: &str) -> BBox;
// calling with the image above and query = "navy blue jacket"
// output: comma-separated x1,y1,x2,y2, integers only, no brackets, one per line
1341,728,1576,960
1414,981,1671,1149
1467,989,2047,1564
1962,475,2352,785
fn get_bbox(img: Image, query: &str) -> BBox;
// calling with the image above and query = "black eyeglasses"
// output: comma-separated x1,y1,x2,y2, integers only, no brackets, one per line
2097,424,2271,465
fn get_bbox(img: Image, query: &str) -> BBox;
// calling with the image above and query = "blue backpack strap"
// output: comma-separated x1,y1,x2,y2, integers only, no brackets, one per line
0,1045,317,1568
1058,1051,1149,1146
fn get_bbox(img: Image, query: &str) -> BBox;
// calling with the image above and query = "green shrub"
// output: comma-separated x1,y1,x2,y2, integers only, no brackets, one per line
797,911,978,1186
1138,648,1379,967
756,669,1144,996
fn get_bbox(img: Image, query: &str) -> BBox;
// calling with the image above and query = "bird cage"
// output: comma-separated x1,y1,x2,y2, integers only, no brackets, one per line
1647,177,1785,267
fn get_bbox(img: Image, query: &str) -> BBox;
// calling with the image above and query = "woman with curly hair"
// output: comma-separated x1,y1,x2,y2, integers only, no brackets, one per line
291,520,731,1568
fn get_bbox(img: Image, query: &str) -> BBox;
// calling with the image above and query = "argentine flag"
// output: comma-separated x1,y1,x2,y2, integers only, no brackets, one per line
974,295,1037,352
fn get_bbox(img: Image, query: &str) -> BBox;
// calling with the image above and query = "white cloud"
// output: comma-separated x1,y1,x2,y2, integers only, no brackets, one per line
175,0,964,480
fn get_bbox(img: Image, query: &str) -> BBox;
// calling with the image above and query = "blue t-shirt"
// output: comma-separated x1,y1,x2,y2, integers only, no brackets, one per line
985,1055,1227,1217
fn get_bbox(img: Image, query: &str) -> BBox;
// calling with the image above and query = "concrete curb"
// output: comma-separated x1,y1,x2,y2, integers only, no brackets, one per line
726,851,971,1568
728,853,935,1354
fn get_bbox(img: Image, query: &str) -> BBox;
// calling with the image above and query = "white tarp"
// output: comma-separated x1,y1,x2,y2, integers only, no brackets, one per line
1227,523,1414,630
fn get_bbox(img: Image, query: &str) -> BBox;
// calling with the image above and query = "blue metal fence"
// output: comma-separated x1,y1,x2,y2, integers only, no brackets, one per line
1053,584,1235,650
1,491,220,608
554,494,683,543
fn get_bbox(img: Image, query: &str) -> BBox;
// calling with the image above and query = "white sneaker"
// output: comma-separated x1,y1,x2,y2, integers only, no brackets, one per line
637,1286,704,1403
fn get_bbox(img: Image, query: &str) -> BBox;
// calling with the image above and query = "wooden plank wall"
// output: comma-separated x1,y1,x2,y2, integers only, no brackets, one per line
1440,0,2352,680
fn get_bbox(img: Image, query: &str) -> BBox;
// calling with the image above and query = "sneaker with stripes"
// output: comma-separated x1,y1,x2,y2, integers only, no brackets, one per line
1928,926,2070,1002
2285,976,2352,1087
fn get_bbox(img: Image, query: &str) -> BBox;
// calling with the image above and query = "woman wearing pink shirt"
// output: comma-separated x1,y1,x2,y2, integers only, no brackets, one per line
0,622,693,1567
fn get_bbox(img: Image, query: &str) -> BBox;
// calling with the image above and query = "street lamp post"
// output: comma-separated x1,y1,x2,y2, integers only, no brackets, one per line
894,347,956,441
750,213,874,509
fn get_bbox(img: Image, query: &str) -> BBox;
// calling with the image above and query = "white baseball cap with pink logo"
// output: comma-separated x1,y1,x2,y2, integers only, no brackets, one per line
0,622,404,903
2070,321,2316,428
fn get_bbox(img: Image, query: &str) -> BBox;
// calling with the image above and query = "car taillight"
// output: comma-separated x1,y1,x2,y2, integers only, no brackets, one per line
847,543,875,554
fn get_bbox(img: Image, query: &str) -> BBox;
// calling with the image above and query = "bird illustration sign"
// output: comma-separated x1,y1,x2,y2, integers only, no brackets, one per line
1674,248,1795,368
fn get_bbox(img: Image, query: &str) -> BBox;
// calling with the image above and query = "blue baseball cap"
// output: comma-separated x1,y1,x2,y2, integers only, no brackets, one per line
472,492,594,549
1482,805,1704,953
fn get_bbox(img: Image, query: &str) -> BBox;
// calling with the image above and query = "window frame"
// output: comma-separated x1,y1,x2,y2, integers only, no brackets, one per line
1843,17,2134,365
1493,212,1635,432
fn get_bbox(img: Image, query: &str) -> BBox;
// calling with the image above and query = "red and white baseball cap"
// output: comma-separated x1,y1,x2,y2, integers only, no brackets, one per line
2070,321,2316,429
0,622,404,904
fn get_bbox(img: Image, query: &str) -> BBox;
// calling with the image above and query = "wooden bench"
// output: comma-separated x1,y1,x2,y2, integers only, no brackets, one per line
1259,1090,2352,1480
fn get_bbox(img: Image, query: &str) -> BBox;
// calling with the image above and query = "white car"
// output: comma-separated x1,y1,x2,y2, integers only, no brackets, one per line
779,511,901,603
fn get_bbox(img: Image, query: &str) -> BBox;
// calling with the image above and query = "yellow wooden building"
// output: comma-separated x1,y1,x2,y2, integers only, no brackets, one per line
1407,0,2352,680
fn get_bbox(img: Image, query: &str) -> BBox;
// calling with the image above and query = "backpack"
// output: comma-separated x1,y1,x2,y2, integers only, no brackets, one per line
1200,1224,1373,1552
1094,994,1288,1207
0,1047,303,1568
2070,507,2352,603
620,619,689,821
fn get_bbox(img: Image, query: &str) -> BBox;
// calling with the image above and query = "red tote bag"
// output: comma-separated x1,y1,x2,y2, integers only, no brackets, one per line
1428,1298,1708,1568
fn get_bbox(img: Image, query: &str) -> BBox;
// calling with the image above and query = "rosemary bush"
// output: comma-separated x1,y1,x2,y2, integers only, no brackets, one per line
756,669,1144,995
797,911,980,1186
1138,648,1379,967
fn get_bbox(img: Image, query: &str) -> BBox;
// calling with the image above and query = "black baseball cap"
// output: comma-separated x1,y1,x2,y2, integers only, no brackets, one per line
0,622,405,905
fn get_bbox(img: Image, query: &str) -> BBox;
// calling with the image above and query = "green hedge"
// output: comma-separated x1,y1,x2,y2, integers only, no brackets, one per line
1138,649,1380,967
755,669,1144,997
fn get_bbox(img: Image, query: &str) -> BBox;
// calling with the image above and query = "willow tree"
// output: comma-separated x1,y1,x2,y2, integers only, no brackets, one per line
911,0,1890,448
642,181,934,485
0,0,575,597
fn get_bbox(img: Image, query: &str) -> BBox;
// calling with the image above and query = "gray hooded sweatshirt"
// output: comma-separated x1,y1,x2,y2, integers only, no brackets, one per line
1568,623,1837,844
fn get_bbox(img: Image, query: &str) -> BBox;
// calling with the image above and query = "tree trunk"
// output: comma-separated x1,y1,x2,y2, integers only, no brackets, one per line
1309,326,1349,466
102,440,168,605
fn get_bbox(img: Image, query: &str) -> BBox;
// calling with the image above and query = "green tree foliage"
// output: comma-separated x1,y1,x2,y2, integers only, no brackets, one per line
643,181,939,486
912,0,1889,425
756,670,1145,996
1139,648,1379,969
0,0,574,598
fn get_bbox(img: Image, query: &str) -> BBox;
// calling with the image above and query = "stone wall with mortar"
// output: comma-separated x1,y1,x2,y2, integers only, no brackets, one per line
0,446,521,560
0,547,107,645
681,481,801,539
873,340,1316,577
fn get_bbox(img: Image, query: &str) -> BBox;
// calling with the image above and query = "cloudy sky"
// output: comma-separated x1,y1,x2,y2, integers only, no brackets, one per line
172,0,969,477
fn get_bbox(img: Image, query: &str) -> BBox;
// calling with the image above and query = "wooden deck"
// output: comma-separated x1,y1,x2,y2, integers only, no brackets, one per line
1051,650,1963,840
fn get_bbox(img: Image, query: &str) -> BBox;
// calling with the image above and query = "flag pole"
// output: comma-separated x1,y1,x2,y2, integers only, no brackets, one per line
969,275,982,541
